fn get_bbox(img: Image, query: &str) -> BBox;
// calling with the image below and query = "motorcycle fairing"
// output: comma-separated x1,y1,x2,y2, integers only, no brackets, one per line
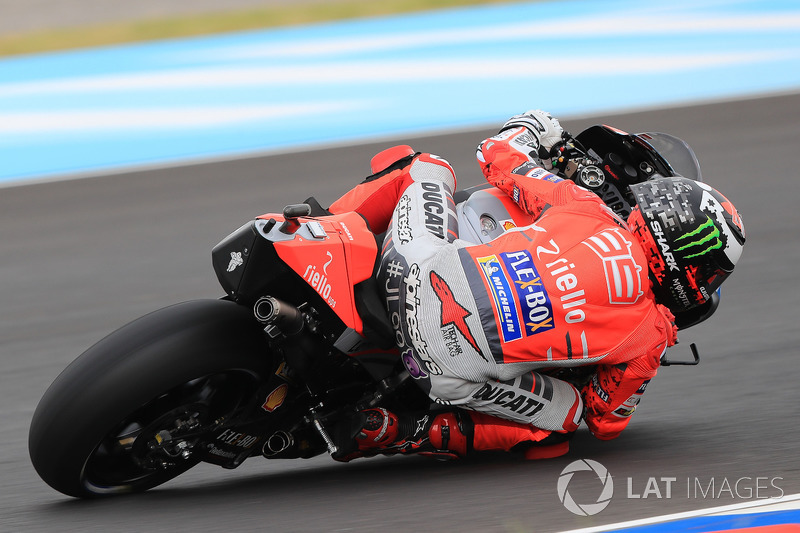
456,186,536,244
267,212,378,335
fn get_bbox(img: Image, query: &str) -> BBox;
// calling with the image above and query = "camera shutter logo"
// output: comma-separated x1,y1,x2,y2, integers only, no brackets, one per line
557,459,614,516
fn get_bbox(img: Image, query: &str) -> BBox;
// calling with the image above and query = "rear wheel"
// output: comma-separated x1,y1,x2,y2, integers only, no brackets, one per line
29,299,274,498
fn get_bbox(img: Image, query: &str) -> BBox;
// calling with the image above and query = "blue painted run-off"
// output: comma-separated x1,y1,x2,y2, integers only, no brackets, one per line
1,0,799,182
612,508,800,532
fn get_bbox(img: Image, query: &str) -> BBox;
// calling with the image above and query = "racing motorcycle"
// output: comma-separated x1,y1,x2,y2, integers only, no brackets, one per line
28,126,712,498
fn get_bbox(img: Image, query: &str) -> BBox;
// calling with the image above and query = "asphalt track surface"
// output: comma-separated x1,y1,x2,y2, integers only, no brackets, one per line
2,93,799,532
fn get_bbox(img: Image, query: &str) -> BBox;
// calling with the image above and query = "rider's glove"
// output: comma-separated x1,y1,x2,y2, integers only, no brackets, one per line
501,109,565,160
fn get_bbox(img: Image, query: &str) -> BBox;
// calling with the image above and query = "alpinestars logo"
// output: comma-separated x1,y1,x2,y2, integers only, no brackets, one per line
429,271,482,356
674,216,722,259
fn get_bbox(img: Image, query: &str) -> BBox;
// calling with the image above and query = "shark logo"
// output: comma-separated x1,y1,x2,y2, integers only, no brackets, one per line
429,271,482,356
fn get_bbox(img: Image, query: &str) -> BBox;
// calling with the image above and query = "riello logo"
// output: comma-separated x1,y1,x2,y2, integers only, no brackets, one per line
303,263,332,300
303,251,335,308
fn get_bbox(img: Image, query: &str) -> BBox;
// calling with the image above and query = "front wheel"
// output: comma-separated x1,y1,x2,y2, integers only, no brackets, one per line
29,299,274,498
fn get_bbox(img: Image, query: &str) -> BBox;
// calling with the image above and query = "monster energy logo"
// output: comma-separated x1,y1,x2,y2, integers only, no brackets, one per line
675,217,722,259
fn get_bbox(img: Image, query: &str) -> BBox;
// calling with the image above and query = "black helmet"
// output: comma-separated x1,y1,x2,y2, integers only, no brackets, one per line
627,176,746,314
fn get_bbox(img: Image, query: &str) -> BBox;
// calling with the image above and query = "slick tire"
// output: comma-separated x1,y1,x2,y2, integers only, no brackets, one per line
29,299,274,498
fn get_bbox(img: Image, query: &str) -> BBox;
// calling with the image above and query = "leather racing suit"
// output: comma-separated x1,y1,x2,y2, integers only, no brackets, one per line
329,128,678,451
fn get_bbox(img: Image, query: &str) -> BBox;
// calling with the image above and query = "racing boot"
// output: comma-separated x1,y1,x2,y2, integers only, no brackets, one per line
332,408,472,462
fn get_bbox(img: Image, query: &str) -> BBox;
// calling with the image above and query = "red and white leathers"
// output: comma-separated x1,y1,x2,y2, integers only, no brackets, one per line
476,127,678,440
329,131,677,453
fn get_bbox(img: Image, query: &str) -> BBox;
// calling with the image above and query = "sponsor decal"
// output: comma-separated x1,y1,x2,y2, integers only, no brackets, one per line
671,276,693,309
339,222,354,241
401,348,428,379
303,262,336,308
216,428,260,448
536,238,587,324
405,264,442,375
441,324,464,357
674,216,722,259
429,271,483,356
612,394,641,418
477,255,522,342
262,383,289,412
649,219,680,272
514,131,541,150
208,446,238,459
500,219,517,231
604,164,620,181
583,228,643,305
512,162,560,181
501,250,556,335
472,382,545,417
590,374,610,403
227,251,244,272
274,361,292,381
510,164,561,182
413,415,430,439
396,194,413,245
421,182,445,240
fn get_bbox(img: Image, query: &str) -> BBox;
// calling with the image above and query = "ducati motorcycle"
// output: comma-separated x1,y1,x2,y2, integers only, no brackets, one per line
29,127,711,498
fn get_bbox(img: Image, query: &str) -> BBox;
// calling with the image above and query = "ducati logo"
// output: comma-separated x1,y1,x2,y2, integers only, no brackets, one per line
227,251,244,272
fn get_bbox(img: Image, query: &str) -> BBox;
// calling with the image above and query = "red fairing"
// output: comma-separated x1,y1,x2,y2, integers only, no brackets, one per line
263,212,378,334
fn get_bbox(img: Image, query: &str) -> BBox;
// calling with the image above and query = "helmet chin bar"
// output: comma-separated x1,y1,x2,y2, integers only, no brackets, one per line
674,290,721,330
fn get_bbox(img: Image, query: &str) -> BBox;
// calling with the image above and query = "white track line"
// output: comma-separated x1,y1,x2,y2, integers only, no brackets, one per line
562,493,800,533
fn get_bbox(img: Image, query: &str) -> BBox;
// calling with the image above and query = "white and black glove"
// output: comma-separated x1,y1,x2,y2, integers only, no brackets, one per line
501,109,566,160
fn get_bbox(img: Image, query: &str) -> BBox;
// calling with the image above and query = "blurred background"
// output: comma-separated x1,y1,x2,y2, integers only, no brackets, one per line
3,0,799,183
1,1,799,532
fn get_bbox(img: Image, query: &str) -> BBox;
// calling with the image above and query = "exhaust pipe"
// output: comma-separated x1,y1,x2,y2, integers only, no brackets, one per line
254,296,305,335
262,431,294,457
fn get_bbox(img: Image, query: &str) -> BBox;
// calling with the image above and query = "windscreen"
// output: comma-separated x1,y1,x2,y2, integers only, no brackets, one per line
637,132,703,182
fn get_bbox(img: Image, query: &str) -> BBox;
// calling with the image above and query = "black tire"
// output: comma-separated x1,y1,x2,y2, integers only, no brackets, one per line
29,299,274,498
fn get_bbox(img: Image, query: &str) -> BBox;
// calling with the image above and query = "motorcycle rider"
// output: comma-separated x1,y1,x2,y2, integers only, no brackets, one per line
327,110,746,461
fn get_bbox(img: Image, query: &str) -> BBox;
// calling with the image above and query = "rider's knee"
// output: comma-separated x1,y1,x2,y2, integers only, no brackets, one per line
409,154,457,192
